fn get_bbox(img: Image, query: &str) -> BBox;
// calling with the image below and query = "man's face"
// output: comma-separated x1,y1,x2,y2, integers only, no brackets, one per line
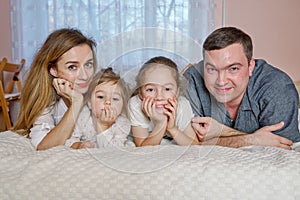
203,43,254,107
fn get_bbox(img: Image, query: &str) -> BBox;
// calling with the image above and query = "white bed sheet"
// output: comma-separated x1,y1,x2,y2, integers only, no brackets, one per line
0,130,300,200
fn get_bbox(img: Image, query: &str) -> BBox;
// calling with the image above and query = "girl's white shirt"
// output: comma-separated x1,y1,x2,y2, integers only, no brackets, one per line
128,95,194,135
95,115,133,147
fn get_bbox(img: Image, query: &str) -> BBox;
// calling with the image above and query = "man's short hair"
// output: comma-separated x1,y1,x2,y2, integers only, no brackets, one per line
203,27,253,64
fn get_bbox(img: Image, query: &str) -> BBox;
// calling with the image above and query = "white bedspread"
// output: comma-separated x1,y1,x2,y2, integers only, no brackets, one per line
0,131,300,200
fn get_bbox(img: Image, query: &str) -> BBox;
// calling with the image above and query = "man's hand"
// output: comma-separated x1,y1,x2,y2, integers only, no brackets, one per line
191,116,223,141
191,116,293,149
249,121,293,149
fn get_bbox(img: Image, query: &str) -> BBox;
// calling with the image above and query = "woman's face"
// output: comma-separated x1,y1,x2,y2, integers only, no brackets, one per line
51,44,95,94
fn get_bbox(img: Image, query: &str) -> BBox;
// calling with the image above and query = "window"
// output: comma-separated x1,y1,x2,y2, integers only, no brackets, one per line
10,0,220,74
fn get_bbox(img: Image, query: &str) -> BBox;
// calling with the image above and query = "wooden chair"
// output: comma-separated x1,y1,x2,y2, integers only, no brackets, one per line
0,57,25,130
180,63,194,75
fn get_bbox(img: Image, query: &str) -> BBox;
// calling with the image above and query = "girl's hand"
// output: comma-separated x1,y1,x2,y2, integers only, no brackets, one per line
71,141,95,149
164,97,178,131
98,106,118,124
80,141,95,148
95,106,118,132
142,97,167,124
52,78,83,104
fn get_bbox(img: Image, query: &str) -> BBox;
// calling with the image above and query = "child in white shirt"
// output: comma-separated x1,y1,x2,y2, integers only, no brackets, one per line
68,67,132,149
128,56,202,146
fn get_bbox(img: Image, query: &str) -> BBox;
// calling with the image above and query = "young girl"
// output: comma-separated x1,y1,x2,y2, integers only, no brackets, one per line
67,67,132,149
128,56,202,147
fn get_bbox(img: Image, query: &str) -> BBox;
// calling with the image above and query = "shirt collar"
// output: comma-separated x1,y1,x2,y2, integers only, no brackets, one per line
240,90,252,111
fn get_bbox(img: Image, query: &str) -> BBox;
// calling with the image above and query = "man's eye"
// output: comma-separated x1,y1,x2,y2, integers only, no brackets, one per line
112,98,120,101
97,95,104,99
229,67,239,72
165,88,172,91
206,67,216,73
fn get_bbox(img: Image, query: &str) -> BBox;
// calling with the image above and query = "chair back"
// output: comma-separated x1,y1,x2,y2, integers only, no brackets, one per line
0,57,25,130
0,57,25,93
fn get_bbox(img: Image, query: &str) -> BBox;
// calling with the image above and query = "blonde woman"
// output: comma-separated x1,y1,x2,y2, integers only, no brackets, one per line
13,28,97,150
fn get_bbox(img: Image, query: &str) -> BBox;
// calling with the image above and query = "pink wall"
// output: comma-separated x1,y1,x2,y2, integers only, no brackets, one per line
0,0,12,60
225,0,300,81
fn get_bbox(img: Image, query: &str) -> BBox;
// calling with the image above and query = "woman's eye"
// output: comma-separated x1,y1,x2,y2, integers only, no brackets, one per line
112,97,120,101
165,87,172,91
97,95,104,99
85,61,94,69
146,88,154,92
68,65,77,71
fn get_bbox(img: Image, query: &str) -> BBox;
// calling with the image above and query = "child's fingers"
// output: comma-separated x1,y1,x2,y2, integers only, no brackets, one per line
106,107,113,119
82,141,95,148
142,97,151,116
104,107,115,120
168,97,178,109
163,109,175,129
164,103,175,114
144,97,156,117
149,98,156,114
108,107,118,120
99,109,107,121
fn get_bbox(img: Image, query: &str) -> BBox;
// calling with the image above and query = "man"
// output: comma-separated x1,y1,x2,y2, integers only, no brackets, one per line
183,27,300,149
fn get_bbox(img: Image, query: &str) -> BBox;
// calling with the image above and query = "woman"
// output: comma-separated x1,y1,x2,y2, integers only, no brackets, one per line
13,28,97,150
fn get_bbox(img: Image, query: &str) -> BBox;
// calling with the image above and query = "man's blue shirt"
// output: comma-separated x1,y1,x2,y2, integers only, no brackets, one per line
183,59,300,142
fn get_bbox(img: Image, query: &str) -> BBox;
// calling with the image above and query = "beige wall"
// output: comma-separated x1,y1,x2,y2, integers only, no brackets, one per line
1,0,300,80
224,0,300,81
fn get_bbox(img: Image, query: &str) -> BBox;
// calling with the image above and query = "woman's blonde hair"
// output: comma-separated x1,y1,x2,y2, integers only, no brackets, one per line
86,67,129,117
13,28,97,135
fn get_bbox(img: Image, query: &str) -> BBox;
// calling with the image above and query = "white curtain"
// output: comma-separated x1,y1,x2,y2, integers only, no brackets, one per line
10,0,219,75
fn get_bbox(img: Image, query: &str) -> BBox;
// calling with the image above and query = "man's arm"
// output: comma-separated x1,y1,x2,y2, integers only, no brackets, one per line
192,116,293,149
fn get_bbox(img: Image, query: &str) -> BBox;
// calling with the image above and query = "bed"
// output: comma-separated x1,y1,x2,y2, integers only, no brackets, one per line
0,130,300,200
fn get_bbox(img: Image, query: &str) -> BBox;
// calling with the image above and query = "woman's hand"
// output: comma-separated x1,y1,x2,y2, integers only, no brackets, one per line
52,78,83,105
